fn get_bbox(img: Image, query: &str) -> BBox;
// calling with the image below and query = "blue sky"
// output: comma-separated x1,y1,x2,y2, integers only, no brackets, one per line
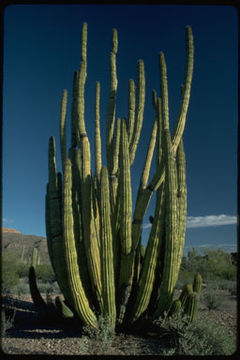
2,4,238,254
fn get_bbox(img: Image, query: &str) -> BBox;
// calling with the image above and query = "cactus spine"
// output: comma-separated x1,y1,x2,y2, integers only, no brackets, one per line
45,22,194,330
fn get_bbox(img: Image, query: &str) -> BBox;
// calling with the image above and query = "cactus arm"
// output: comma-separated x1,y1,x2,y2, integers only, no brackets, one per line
63,158,98,328
112,117,121,178
172,26,194,153
127,79,136,146
106,28,118,173
140,119,157,190
68,148,93,303
153,55,179,316
81,174,103,311
119,118,132,255
45,185,54,267
71,72,78,148
131,28,193,248
129,60,145,165
47,137,70,299
130,184,165,323
110,117,121,207
29,266,48,310
174,139,187,284
60,89,67,172
117,119,134,323
76,22,88,142
131,97,163,251
95,81,102,181
100,166,116,327
55,296,74,319
117,251,135,324
76,26,102,306
31,248,39,267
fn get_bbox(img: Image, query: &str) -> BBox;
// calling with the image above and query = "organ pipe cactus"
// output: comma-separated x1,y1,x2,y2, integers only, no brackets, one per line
45,22,194,331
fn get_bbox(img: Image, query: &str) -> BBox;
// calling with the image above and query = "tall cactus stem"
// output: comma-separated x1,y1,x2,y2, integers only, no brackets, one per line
130,59,145,165
60,89,67,172
62,158,98,328
127,79,136,146
172,26,194,154
100,167,116,327
119,118,132,255
106,28,118,173
95,81,102,180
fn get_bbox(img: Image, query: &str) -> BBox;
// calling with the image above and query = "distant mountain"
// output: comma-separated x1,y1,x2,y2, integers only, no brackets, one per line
2,227,50,264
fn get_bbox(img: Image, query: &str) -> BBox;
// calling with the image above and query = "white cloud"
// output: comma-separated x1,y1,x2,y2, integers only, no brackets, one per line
143,214,237,230
186,214,237,229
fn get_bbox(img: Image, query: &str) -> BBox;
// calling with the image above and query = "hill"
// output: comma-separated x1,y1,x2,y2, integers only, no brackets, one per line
2,227,50,264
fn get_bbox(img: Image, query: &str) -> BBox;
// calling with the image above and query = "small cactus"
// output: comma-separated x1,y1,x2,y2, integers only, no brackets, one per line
193,273,202,293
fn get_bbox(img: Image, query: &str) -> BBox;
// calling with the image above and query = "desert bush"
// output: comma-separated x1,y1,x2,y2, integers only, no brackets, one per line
156,312,236,355
200,288,222,310
1,253,20,293
180,248,237,282
82,315,115,354
15,277,30,295
35,263,56,283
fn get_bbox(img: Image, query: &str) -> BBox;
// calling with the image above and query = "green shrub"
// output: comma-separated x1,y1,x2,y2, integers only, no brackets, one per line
16,262,29,278
35,263,56,283
200,288,222,310
1,253,20,293
156,312,236,355
180,248,237,281
83,315,115,354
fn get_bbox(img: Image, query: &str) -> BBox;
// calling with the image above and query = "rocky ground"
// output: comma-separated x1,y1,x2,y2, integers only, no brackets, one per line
1,292,238,356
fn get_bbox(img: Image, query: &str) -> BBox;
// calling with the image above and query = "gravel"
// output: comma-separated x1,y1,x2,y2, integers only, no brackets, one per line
1,293,237,356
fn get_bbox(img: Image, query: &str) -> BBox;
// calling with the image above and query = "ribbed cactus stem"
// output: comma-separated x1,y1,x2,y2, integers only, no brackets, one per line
29,266,47,310
81,22,87,63
106,28,118,173
130,59,145,165
131,27,194,247
119,118,132,255
76,23,88,141
167,299,182,317
71,72,78,148
31,248,39,268
183,292,198,322
111,117,121,211
63,158,97,328
179,283,193,307
100,167,116,327
140,119,157,190
193,273,202,293
60,89,67,172
127,79,136,146
154,99,178,317
172,26,194,154
95,81,102,180
55,296,74,319
130,184,165,323
174,139,187,284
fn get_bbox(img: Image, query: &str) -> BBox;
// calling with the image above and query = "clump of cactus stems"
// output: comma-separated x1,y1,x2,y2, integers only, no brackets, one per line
166,273,202,323
41,22,195,332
